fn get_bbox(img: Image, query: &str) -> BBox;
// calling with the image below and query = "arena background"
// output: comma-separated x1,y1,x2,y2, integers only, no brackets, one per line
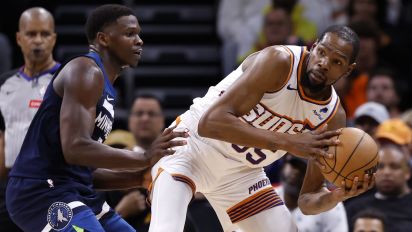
1,1,412,231
0,0,223,129
1,0,410,130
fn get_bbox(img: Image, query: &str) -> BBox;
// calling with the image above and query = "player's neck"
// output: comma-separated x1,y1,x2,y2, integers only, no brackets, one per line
99,51,122,84
90,46,122,84
23,57,56,78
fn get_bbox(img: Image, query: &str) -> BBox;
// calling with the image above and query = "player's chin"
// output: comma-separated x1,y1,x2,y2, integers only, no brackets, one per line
128,56,140,68
130,61,140,68
123,59,139,68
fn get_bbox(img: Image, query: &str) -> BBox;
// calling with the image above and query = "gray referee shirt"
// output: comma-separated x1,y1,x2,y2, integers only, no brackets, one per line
0,64,60,168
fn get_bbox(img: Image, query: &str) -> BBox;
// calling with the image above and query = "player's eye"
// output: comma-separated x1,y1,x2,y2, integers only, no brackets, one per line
126,31,135,37
318,49,325,56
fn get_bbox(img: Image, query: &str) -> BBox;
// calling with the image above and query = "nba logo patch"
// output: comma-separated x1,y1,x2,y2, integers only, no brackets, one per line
47,202,73,230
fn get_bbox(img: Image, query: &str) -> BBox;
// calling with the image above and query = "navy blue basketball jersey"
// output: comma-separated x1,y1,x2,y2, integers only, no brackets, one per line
9,51,116,191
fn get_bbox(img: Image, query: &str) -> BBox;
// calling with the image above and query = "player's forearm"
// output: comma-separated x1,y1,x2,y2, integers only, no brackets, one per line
298,189,339,215
198,111,287,151
63,138,149,169
92,168,144,190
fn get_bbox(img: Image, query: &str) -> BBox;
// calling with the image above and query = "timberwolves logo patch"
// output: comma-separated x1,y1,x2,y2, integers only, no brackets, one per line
47,202,73,230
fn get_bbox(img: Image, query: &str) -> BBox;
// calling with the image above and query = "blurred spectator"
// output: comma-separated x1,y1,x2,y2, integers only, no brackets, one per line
348,0,387,24
375,118,412,184
345,143,412,232
336,20,380,118
375,119,412,147
401,110,412,157
353,102,389,136
217,0,271,75
367,68,401,118
352,209,386,232
379,0,412,96
271,0,318,44
129,94,164,153
104,129,136,150
238,5,305,61
0,7,58,232
276,155,348,232
298,0,349,38
0,34,11,74
401,109,412,129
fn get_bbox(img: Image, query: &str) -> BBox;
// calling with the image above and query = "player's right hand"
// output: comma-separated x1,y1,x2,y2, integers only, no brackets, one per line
144,125,189,166
284,125,341,164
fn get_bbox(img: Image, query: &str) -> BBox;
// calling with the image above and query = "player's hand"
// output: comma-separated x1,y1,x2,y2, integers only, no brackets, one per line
144,125,189,166
115,190,147,217
284,124,341,165
330,173,375,202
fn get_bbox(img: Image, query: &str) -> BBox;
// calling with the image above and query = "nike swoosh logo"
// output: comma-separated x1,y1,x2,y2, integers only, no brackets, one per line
106,96,114,101
286,84,298,91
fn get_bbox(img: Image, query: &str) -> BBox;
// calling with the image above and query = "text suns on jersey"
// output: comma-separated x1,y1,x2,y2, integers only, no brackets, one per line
241,103,314,134
232,103,322,166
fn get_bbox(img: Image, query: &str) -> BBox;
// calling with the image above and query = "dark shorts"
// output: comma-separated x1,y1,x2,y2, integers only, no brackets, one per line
6,177,135,232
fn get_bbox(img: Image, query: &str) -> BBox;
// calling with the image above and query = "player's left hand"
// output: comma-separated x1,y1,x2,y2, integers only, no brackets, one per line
144,124,189,166
330,173,375,202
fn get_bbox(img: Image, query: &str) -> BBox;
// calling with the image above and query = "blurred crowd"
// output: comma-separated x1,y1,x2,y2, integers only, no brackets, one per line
218,0,412,231
0,0,412,231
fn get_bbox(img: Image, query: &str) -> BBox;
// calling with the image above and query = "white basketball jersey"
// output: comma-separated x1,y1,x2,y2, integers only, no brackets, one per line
180,45,340,168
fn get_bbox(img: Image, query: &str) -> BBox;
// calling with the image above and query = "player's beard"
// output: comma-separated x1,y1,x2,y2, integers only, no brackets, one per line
301,72,328,93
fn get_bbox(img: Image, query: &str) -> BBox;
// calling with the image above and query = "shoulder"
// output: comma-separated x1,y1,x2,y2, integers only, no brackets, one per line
0,68,19,87
61,57,104,86
56,57,105,98
328,102,346,130
242,46,293,72
64,57,102,75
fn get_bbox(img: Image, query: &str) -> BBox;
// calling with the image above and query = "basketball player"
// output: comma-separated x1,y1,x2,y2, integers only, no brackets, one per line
149,25,374,232
6,5,187,232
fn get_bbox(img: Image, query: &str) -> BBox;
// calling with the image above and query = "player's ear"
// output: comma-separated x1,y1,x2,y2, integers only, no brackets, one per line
96,32,109,47
347,63,356,75
341,63,356,79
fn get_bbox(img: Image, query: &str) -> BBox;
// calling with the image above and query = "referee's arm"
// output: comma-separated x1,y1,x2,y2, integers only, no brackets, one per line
0,70,13,181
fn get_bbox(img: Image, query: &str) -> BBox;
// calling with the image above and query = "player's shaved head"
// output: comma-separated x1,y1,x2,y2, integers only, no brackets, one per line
19,7,55,31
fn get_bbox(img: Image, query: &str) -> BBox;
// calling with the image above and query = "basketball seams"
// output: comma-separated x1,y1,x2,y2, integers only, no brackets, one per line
344,150,379,179
332,132,366,184
328,150,378,183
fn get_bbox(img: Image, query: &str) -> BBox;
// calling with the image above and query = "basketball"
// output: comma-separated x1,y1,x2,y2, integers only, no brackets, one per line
320,127,379,189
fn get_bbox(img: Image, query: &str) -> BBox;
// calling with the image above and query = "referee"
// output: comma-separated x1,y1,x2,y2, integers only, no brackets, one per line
0,7,59,231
